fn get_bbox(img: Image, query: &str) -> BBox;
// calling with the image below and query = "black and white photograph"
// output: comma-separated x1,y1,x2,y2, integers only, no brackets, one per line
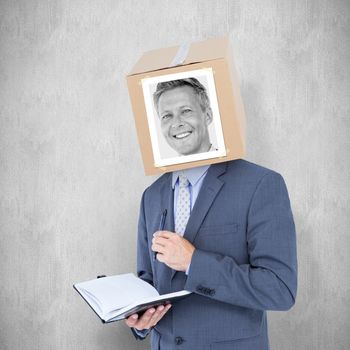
142,68,226,167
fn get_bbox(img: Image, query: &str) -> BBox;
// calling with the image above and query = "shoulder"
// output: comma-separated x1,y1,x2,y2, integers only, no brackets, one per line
226,158,280,178
141,172,171,200
221,159,286,192
219,160,291,209
149,172,171,190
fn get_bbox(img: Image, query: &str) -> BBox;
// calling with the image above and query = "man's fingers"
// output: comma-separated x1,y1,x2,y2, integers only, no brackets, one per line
148,305,165,326
125,313,138,327
136,308,156,329
149,304,172,326
156,253,165,262
152,236,170,246
152,236,177,254
152,243,166,254
138,306,163,329
125,305,172,330
154,231,176,239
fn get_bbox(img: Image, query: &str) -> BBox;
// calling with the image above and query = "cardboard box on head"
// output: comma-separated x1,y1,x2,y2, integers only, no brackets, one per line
126,37,246,175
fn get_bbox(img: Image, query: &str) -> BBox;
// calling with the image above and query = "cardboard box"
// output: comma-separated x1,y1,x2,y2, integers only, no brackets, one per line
126,37,246,175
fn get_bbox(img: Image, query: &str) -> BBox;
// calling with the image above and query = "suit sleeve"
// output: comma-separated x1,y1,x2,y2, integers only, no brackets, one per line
184,172,298,311
130,189,153,340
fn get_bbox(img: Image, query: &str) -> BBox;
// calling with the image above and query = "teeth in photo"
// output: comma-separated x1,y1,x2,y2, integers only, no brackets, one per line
175,132,191,139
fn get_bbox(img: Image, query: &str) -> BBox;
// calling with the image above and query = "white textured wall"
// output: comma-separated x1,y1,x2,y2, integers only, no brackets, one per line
1,1,349,349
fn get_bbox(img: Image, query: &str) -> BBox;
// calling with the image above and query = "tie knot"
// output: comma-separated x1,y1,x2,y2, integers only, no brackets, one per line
178,174,189,188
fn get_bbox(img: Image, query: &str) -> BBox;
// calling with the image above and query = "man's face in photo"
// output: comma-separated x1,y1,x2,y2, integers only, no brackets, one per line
157,85,213,155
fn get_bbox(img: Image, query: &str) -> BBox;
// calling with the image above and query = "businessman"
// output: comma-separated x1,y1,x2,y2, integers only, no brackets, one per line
153,78,216,156
125,81,297,349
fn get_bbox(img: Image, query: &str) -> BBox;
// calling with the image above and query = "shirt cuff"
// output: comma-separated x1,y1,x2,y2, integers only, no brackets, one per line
131,327,151,340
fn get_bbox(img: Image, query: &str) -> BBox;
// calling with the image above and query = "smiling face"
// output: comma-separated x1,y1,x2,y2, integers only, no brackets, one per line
157,85,213,155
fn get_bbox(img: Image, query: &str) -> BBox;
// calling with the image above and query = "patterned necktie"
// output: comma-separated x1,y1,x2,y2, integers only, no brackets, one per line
175,174,191,236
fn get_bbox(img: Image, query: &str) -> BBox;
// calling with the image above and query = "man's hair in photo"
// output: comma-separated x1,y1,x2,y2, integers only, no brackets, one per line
153,77,210,113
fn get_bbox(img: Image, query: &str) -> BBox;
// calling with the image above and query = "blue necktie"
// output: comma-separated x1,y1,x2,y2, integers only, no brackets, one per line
175,174,190,235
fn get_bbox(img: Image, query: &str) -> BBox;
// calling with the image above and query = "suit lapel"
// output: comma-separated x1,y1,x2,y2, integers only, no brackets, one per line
160,173,175,233
156,174,175,293
171,162,227,281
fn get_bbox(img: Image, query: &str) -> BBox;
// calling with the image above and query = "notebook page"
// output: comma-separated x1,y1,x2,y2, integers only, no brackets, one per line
77,274,159,317
105,289,192,321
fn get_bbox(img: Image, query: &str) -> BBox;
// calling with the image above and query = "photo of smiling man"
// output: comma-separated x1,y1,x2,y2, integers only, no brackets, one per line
141,69,226,167
154,77,215,156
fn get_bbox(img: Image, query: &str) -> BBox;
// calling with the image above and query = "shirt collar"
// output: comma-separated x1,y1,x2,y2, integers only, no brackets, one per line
172,165,210,189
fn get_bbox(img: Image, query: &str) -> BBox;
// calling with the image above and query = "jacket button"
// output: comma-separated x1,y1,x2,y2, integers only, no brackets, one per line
175,336,184,345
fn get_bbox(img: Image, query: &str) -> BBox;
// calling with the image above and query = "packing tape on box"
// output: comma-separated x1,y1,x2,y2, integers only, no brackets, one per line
169,42,191,67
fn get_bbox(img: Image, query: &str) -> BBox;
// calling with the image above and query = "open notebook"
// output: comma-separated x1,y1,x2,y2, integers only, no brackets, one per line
74,273,191,323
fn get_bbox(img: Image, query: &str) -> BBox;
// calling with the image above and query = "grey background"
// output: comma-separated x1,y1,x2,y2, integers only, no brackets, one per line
0,1,349,349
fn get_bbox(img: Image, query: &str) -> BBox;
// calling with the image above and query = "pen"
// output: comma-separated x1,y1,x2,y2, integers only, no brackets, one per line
154,209,167,261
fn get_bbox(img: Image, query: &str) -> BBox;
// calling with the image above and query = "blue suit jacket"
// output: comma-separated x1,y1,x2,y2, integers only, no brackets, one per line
134,160,297,350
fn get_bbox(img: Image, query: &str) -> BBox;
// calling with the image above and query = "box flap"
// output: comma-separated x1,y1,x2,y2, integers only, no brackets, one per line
128,37,229,76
